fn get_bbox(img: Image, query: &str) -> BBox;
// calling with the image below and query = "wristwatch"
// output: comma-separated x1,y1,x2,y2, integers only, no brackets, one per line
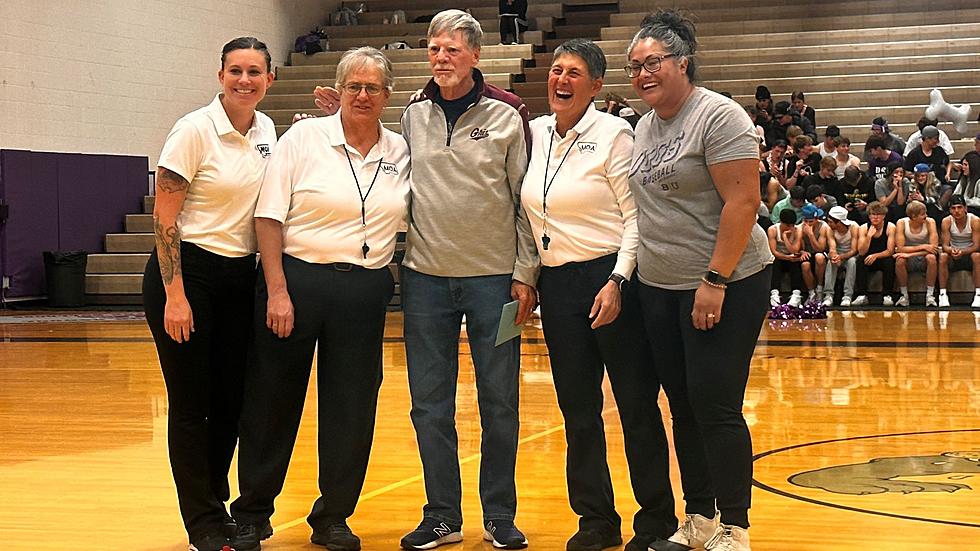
703,269,729,286
608,273,627,290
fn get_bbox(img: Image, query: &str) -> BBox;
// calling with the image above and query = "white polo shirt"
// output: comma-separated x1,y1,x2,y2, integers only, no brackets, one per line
521,105,638,278
157,94,277,257
254,114,410,269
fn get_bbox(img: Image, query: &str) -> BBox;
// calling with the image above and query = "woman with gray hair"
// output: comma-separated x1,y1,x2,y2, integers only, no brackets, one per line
231,46,410,551
520,38,675,551
627,10,772,551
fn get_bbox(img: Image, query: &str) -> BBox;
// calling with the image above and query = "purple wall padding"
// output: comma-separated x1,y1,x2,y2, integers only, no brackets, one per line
0,150,147,299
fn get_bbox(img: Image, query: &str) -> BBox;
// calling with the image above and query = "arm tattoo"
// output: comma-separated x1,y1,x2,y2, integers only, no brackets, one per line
153,214,182,285
156,167,189,193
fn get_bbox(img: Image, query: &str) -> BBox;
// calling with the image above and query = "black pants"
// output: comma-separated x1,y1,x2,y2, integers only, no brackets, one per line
770,258,803,291
856,256,896,299
538,255,675,538
142,242,257,541
636,267,771,529
232,255,394,530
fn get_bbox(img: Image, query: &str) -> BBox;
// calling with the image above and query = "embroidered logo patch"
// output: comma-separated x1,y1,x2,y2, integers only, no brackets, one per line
470,128,490,141
577,142,597,154
380,162,398,175
256,144,271,158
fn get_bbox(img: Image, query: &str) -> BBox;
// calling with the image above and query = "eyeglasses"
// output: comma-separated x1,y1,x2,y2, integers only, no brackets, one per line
624,54,676,78
340,82,384,96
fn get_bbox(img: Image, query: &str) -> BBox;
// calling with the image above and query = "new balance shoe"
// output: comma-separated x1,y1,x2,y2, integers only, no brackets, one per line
311,523,360,551
232,521,273,551
938,294,950,308
650,513,718,551
851,295,868,306
895,295,909,307
926,294,938,307
189,534,232,551
400,519,463,550
882,295,894,307
703,524,750,551
566,527,621,551
483,520,528,549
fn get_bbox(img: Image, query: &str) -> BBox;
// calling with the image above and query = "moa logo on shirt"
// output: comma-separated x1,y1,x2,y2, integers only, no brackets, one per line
578,142,597,154
380,162,398,175
256,144,271,158
470,128,490,141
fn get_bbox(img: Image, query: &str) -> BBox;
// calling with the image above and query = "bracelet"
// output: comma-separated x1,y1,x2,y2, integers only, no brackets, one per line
700,277,727,289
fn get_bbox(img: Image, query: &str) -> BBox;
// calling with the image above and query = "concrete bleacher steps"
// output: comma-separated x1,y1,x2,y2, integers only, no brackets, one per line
288,43,534,65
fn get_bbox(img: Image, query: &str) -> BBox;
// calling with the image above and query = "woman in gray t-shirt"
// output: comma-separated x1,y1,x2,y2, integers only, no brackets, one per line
625,10,773,551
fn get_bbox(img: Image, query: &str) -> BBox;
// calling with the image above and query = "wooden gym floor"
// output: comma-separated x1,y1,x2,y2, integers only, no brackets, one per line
1,309,978,550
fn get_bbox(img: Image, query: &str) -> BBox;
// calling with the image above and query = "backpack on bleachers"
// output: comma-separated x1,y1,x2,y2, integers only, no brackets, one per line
294,28,329,55
331,7,358,26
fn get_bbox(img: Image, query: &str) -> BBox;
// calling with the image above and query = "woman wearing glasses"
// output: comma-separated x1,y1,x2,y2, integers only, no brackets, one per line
520,39,675,551
231,47,410,551
626,10,772,551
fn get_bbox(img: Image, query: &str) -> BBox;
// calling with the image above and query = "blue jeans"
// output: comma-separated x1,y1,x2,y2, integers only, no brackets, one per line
401,267,521,525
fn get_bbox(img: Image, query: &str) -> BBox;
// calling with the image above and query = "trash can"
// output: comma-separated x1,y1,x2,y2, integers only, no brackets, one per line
43,250,88,307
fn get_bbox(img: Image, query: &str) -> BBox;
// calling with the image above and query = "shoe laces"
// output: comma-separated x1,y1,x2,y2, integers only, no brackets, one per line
677,514,698,541
705,526,736,551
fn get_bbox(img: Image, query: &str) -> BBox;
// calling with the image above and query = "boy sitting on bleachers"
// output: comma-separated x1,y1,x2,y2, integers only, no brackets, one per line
823,206,860,307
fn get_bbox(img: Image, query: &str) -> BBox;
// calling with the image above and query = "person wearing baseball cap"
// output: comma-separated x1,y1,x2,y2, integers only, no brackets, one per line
938,194,980,308
823,206,860,306
864,116,906,162
904,117,954,157
800,202,831,303
904,125,950,189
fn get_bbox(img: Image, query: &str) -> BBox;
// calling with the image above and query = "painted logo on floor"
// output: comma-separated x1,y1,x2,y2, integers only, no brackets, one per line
789,451,980,495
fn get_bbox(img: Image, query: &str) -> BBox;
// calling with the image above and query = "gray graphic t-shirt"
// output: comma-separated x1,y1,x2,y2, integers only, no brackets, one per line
629,87,773,289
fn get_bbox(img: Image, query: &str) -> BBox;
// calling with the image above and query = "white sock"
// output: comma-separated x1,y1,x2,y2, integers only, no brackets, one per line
816,285,824,295
927,286,935,297
900,286,909,298
975,288,980,295
940,288,948,296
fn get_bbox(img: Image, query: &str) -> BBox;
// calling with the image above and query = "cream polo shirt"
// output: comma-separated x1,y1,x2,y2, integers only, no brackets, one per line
157,94,277,257
254,114,410,269
521,105,638,278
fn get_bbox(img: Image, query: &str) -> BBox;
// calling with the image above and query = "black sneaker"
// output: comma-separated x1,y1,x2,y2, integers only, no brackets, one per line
400,518,463,550
311,523,361,551
189,533,232,551
624,534,668,551
232,521,273,551
567,527,622,551
483,520,528,550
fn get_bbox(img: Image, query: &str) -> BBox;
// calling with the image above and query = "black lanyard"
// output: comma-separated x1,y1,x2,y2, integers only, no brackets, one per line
541,129,578,250
345,148,383,259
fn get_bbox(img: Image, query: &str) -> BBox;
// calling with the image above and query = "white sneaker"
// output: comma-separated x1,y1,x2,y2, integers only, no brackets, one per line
788,290,803,307
807,290,816,302
973,294,980,309
840,296,852,307
770,290,781,307
652,513,719,551
821,295,833,307
938,294,950,308
926,295,938,307
882,295,894,307
895,295,909,307
851,295,867,306
704,525,750,551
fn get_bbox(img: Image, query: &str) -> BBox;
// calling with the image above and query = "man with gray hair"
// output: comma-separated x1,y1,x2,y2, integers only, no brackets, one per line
397,9,536,551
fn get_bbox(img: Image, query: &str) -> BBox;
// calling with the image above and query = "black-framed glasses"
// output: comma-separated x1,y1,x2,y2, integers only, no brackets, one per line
624,54,676,78
340,82,384,96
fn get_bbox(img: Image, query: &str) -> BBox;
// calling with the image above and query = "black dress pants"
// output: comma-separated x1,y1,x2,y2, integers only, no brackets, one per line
538,254,676,539
636,267,771,529
143,242,257,541
232,254,394,531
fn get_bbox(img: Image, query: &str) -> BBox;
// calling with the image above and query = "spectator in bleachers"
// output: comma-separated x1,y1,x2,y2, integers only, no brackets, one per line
951,135,980,210
785,136,820,188
866,136,904,181
904,125,949,188
802,157,840,196
627,10,772,550
852,201,897,306
823,206,860,306
799,203,830,302
791,91,816,128
760,139,789,210
817,125,839,158
743,105,767,148
863,117,905,162
909,163,949,223
904,117,954,157
894,200,940,307
522,38,674,551
769,208,805,307
938,195,980,308
875,162,911,221
600,92,640,128
770,185,807,224
141,37,277,551
498,0,528,45
755,85,773,116
784,125,803,146
832,136,861,178
827,165,875,225
766,101,816,146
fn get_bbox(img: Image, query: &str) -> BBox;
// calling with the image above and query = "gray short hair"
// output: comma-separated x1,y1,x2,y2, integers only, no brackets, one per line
335,46,394,91
627,10,698,81
427,9,483,51
553,39,606,79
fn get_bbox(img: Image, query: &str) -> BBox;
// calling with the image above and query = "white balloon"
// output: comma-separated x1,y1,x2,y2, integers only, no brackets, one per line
924,89,972,134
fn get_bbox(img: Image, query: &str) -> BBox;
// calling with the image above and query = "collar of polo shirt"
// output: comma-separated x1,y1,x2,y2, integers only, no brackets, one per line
207,93,261,137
